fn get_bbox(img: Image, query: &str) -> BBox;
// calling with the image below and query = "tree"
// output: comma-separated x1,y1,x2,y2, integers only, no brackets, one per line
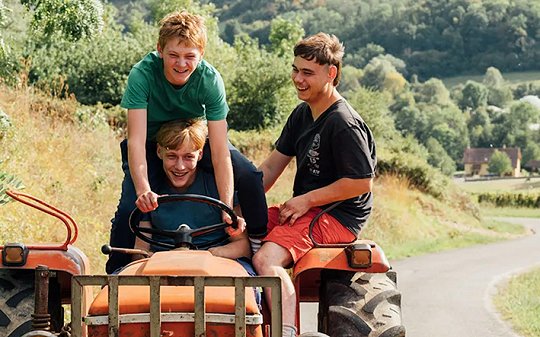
412,78,452,106
458,81,488,110
425,137,456,176
268,16,304,57
22,0,104,41
226,35,295,130
488,150,512,176
483,67,513,107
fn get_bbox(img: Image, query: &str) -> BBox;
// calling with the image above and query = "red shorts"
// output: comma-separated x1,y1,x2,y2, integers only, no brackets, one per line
263,206,356,263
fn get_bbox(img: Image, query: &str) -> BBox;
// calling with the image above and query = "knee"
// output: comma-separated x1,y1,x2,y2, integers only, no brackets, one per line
252,250,267,275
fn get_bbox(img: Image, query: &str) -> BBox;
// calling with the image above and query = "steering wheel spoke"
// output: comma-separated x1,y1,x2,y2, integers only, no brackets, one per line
129,194,238,250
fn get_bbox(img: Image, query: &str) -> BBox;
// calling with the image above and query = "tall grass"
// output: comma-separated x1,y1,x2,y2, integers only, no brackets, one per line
0,85,122,272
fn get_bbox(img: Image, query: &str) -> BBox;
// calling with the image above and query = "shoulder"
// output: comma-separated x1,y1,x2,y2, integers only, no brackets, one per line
287,103,310,123
197,59,223,82
327,100,368,128
132,52,161,73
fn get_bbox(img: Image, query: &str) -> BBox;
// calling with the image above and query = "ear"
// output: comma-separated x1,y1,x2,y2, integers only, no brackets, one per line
157,145,164,159
197,149,204,161
157,42,163,57
328,65,337,83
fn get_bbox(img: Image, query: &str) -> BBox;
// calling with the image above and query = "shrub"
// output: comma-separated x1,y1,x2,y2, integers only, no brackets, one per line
0,108,11,138
476,192,540,208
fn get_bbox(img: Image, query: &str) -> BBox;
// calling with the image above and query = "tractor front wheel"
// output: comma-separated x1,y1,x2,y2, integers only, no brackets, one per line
0,269,35,337
318,270,405,337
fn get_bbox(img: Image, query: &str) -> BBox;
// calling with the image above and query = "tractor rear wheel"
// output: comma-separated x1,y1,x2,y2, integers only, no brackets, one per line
318,270,405,337
0,269,35,337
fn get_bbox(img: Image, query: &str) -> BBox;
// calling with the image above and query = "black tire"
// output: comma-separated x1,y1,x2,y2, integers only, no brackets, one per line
318,270,406,337
0,269,35,337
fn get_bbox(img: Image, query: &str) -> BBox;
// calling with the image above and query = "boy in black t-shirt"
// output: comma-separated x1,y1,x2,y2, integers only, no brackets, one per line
252,33,376,337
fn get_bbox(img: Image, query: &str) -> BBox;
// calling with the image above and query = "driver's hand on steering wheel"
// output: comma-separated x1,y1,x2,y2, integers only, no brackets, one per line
136,190,159,213
226,216,246,237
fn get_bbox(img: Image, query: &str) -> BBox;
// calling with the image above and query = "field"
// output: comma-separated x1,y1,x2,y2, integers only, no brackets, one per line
454,176,540,218
442,70,540,88
455,176,540,194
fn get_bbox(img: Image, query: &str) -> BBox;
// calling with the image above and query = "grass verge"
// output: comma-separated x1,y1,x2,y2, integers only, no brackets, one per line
494,267,540,337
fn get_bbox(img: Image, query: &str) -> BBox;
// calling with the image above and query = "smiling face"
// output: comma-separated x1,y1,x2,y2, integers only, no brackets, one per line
158,142,203,191
158,38,203,86
291,56,336,105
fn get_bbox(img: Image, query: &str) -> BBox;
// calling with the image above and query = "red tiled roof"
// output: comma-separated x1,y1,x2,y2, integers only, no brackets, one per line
525,160,540,169
463,147,521,168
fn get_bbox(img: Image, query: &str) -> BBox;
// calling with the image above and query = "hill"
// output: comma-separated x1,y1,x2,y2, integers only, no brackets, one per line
0,85,525,272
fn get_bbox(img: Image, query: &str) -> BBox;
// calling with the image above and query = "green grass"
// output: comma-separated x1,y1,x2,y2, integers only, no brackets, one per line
480,206,540,218
455,176,540,194
383,217,526,259
494,267,540,337
442,71,540,88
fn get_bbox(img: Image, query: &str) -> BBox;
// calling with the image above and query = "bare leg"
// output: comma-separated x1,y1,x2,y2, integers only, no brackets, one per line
253,242,297,334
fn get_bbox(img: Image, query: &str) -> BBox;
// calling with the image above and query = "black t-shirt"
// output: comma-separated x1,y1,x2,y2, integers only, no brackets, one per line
275,99,376,235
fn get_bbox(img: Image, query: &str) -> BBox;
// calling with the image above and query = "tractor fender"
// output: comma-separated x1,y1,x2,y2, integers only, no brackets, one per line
293,240,391,302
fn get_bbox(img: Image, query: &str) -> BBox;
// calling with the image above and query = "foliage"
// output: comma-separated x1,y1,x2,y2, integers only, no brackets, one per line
28,4,153,105
458,81,488,110
488,150,512,176
21,0,103,41
226,34,296,130
0,171,24,205
209,0,540,79
425,137,456,176
0,108,11,138
268,16,304,57
477,192,540,208
344,86,398,142
377,146,450,200
483,67,513,107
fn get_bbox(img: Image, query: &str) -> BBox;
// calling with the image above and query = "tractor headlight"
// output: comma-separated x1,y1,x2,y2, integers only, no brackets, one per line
2,243,29,266
345,242,372,268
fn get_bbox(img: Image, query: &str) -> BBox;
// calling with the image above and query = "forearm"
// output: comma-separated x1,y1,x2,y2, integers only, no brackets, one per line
211,149,234,207
208,120,234,207
258,150,291,192
127,109,150,196
128,142,151,196
209,234,251,259
301,177,373,208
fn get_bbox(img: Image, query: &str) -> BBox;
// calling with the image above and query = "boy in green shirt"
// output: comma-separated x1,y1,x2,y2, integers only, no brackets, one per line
107,10,267,274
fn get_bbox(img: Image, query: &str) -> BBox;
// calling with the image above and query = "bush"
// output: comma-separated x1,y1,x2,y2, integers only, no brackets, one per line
377,145,449,200
0,108,11,138
476,192,540,208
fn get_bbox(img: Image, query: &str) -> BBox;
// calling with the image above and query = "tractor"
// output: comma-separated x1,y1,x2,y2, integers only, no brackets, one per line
1,189,405,337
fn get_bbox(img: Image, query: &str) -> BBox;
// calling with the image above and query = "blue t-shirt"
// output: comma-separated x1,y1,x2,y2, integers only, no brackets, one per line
148,170,229,250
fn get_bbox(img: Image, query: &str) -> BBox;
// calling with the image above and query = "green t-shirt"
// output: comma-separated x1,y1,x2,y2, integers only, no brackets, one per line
121,52,229,140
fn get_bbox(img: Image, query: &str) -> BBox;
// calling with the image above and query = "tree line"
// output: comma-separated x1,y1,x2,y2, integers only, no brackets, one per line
0,0,539,180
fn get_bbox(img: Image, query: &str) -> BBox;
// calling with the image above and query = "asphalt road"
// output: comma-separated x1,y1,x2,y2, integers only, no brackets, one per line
300,217,540,336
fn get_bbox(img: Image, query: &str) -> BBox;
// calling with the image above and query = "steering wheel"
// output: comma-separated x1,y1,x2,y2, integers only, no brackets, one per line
129,194,238,250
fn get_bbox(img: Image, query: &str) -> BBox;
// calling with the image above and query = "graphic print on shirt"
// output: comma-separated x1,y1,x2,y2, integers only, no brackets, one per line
307,133,321,176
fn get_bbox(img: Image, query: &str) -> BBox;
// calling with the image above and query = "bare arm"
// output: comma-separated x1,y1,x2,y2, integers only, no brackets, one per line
258,149,293,192
133,221,152,261
279,177,373,225
209,217,251,259
207,120,234,208
127,109,158,212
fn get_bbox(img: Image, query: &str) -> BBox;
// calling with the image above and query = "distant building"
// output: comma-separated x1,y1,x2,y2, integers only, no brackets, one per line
524,160,540,173
463,147,521,177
